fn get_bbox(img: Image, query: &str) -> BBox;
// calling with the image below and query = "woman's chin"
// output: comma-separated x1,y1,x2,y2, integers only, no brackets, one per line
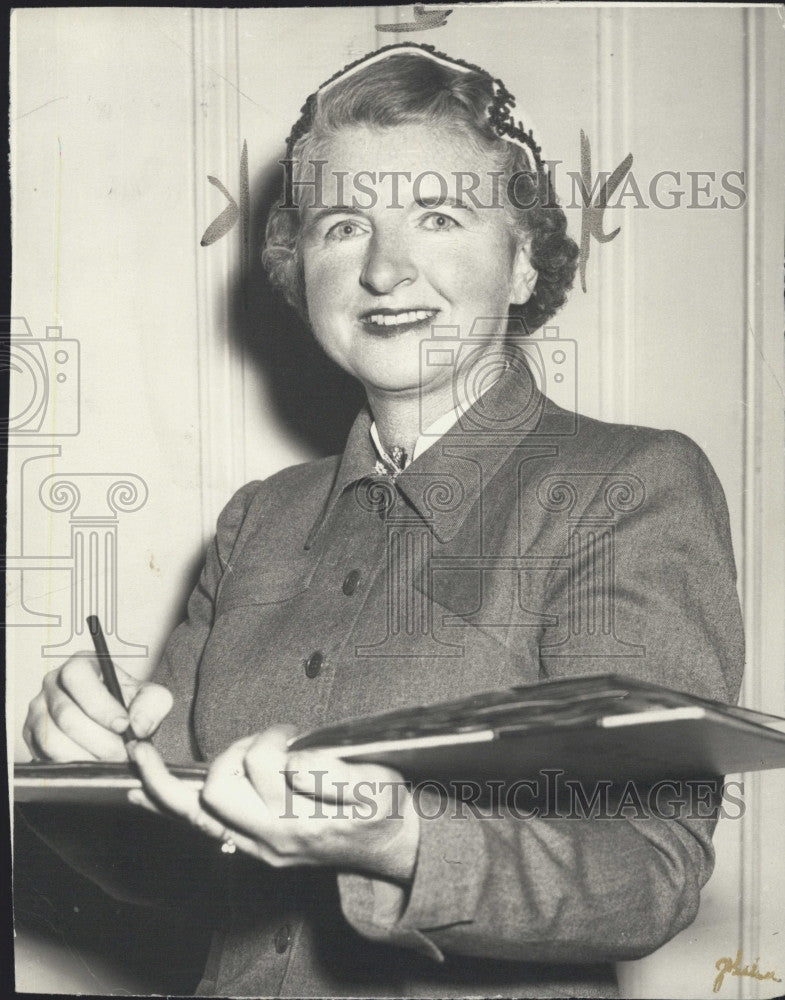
349,354,428,397
358,372,427,397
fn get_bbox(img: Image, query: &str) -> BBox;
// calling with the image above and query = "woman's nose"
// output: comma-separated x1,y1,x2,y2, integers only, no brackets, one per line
360,231,418,295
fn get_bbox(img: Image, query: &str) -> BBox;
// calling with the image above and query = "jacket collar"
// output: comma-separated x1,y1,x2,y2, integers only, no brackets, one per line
305,350,562,548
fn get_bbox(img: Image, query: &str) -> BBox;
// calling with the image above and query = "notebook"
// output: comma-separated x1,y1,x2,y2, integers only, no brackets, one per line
15,674,785,802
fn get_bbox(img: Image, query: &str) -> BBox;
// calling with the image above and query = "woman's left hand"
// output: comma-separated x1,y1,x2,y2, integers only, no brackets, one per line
127,725,420,883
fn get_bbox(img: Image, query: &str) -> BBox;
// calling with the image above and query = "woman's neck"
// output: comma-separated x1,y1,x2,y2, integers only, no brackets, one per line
366,387,456,459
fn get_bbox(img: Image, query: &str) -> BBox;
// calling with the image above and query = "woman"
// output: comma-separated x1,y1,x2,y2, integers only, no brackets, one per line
23,44,744,998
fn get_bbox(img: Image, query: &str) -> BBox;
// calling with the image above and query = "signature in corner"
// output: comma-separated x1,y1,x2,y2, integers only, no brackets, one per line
713,949,782,993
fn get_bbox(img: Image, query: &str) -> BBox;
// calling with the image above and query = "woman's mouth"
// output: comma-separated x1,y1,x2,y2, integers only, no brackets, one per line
360,308,439,335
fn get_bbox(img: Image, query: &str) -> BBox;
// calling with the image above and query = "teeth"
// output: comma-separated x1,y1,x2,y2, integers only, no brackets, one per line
365,310,436,327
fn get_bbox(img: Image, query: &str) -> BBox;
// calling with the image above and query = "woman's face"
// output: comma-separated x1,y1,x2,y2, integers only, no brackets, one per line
299,123,536,408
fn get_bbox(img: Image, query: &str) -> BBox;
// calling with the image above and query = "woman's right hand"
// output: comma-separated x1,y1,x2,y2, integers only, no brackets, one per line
23,655,173,762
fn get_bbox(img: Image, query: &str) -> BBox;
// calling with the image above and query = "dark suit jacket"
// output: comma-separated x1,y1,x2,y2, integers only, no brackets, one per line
149,361,744,997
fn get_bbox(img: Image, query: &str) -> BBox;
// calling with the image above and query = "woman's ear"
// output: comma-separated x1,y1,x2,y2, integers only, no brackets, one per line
510,240,538,305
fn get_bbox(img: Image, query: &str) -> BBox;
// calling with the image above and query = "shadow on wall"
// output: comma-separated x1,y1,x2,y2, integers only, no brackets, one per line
226,154,367,459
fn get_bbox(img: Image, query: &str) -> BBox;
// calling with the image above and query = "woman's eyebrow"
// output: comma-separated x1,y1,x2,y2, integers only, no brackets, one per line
414,195,476,214
306,205,364,228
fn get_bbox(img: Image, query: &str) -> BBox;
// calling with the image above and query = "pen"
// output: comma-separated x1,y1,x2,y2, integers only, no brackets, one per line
87,615,134,744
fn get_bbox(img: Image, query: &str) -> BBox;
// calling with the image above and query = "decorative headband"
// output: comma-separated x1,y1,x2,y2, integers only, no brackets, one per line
284,42,545,174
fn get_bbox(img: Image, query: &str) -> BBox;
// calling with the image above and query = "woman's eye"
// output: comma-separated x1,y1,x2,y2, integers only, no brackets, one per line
420,212,459,231
325,219,366,241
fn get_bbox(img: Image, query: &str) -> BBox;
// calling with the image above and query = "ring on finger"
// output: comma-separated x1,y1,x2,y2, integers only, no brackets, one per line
186,803,237,853
220,829,237,854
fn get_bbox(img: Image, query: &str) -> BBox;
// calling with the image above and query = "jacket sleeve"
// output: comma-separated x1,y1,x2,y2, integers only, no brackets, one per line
19,481,263,907
337,431,744,963
152,480,263,763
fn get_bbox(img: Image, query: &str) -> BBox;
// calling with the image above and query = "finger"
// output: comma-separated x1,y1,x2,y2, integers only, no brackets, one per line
199,736,347,857
232,732,356,833
242,725,299,808
126,783,248,862
45,685,129,760
125,781,267,862
202,764,317,867
127,787,164,815
57,656,133,734
127,744,270,861
241,730,386,823
202,735,394,868
127,741,230,842
128,740,200,817
24,708,100,762
200,738,277,839
23,696,51,759
126,683,174,740
286,749,406,802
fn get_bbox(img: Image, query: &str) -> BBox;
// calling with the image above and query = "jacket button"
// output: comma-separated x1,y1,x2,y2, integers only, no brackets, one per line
304,651,323,678
274,923,291,953
342,569,361,596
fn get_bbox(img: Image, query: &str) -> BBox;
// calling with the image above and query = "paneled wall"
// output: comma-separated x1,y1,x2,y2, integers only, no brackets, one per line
9,6,785,997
